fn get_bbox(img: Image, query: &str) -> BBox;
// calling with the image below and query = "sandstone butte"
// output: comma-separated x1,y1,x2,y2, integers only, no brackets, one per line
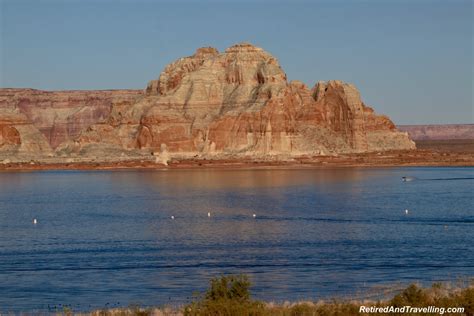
0,43,416,164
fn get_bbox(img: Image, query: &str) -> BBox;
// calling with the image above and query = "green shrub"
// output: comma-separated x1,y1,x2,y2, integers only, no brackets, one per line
391,284,429,307
205,275,252,303
184,274,266,316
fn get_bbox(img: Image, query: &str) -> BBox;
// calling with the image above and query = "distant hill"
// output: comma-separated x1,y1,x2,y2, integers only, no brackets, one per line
397,124,474,140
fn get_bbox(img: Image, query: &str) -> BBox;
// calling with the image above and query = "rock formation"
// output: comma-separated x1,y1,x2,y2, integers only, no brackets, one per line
0,90,53,157
397,124,474,140
0,42,415,161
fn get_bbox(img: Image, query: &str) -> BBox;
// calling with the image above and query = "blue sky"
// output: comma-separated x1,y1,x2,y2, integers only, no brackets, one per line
0,0,472,124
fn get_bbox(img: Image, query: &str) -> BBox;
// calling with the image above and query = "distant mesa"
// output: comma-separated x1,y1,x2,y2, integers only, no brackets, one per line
397,124,474,141
0,42,416,161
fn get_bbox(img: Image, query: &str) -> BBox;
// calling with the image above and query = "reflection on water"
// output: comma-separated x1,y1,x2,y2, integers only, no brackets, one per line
0,167,473,312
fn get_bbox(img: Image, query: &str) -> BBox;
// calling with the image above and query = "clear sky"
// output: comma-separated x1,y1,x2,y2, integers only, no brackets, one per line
0,0,472,124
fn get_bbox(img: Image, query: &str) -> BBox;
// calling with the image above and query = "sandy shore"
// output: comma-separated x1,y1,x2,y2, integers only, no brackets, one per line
0,148,473,171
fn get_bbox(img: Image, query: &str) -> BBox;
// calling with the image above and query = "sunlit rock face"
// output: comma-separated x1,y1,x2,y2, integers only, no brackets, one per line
136,42,414,156
0,42,415,160
0,89,53,157
0,89,142,149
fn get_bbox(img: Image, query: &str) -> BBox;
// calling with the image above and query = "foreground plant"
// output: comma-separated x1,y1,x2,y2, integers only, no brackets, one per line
184,274,265,316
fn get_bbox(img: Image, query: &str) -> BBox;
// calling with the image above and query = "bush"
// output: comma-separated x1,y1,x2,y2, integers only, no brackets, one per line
184,274,265,316
205,275,251,303
391,284,429,307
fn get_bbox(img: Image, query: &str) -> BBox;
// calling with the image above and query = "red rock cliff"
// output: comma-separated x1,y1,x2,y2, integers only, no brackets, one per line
0,42,415,160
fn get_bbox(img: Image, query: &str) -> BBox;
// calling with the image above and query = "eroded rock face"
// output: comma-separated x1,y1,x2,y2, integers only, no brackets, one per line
0,90,53,156
0,42,415,160
0,125,21,147
133,43,414,156
137,43,290,154
0,89,143,149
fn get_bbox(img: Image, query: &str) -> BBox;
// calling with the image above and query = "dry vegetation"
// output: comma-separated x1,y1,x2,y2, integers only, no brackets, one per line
51,275,474,316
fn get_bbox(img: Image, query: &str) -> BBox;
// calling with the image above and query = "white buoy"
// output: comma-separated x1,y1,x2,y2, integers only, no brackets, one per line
405,209,409,214
33,218,37,224
171,216,175,220
207,212,211,217
252,214,256,218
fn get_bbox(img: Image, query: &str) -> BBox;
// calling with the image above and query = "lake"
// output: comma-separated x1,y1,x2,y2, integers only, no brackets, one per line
0,167,472,312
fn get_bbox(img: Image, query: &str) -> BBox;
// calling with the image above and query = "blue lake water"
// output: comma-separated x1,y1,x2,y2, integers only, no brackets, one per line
0,167,473,312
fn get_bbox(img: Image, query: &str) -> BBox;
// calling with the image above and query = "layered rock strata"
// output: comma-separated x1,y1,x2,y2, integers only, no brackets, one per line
0,43,415,161
397,124,474,140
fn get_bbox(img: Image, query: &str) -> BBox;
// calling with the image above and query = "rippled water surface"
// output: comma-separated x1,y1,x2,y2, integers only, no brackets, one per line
0,167,473,312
